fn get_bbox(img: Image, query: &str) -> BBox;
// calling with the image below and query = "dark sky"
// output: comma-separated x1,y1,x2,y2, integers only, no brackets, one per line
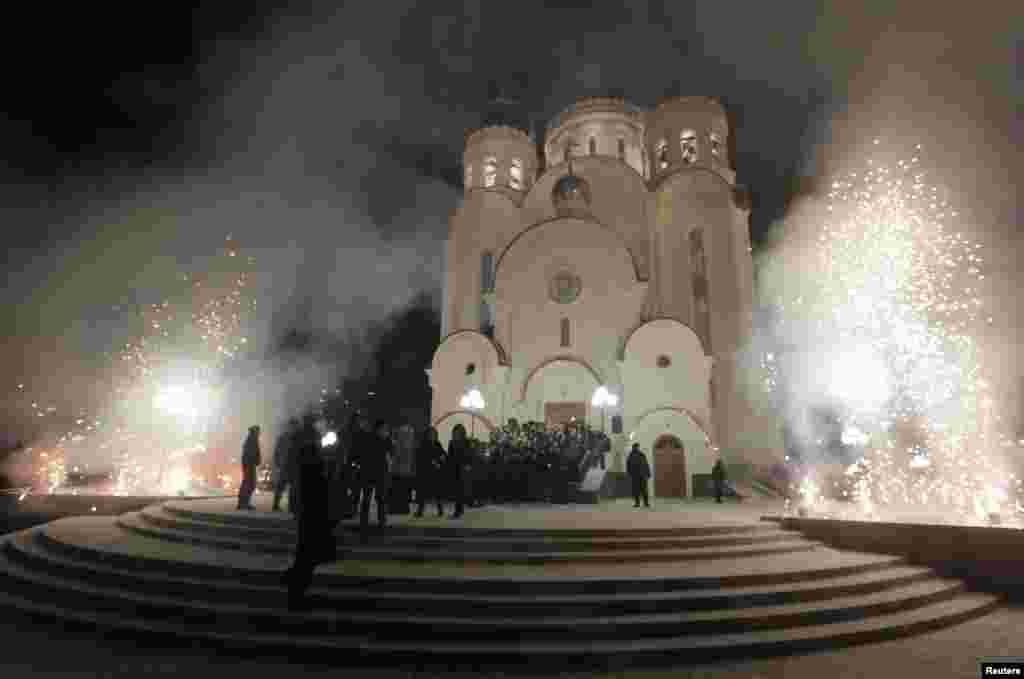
1,1,1019,439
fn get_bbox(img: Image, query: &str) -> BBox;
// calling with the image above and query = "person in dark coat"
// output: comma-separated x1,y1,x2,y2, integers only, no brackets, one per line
344,415,372,516
414,426,446,517
237,425,261,510
281,415,334,611
712,455,727,503
359,420,393,540
447,423,471,519
271,418,299,512
626,443,651,509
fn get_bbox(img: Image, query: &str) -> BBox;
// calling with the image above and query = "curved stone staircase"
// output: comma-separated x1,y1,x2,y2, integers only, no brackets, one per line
0,498,1001,669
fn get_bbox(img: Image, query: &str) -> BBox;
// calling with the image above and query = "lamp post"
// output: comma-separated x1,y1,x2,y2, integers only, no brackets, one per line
460,388,486,440
591,386,618,434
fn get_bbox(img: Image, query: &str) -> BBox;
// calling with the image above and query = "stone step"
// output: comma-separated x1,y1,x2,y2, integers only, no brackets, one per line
4,529,938,617
146,505,804,551
163,500,778,537
122,511,822,563
0,566,999,667
38,518,908,594
0,539,972,641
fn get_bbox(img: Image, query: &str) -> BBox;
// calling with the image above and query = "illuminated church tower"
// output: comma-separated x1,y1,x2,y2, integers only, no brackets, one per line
427,95,783,498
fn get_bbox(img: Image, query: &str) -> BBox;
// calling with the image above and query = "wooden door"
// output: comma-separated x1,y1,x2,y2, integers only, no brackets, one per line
653,435,686,498
544,401,586,429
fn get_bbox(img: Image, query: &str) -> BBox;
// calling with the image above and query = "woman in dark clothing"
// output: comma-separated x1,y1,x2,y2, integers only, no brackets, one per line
414,426,446,518
282,416,334,611
447,423,470,519
359,420,393,540
712,456,727,503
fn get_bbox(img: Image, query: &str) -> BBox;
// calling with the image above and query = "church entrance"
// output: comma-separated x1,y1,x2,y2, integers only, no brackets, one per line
653,434,686,498
544,401,586,428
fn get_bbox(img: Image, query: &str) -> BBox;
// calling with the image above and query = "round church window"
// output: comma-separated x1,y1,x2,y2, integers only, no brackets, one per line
657,354,672,368
549,271,582,304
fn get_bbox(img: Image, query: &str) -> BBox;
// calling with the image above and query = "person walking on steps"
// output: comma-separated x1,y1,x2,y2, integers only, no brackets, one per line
281,415,335,611
712,455,727,504
271,418,299,512
414,426,447,518
626,443,651,509
358,420,393,542
447,424,471,519
237,425,261,510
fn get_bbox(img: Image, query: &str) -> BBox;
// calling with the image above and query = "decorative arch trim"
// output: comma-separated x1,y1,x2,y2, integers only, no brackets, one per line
633,406,713,445
620,316,708,359
434,329,509,367
432,410,497,432
495,214,642,284
519,354,603,403
648,165,736,196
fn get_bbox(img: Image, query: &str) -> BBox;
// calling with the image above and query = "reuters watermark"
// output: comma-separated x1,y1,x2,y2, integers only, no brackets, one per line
982,660,1024,676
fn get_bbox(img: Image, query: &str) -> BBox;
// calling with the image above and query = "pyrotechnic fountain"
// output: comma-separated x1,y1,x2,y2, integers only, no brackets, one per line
761,142,1023,527
8,237,256,499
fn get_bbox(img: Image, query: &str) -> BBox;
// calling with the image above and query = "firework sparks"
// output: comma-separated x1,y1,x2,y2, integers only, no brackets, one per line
764,142,1021,525
10,237,256,497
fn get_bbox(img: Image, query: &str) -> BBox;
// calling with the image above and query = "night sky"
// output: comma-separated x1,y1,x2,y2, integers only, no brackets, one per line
1,2,1019,443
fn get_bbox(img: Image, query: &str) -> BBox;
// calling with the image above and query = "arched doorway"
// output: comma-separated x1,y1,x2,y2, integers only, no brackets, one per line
653,434,686,498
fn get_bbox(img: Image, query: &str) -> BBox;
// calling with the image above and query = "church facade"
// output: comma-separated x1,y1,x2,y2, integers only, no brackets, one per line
427,96,782,497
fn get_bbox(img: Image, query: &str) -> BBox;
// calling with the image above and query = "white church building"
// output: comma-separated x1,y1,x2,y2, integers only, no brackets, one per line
427,96,783,498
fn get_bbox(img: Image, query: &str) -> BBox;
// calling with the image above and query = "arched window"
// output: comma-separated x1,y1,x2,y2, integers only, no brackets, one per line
588,137,597,155
481,251,495,293
560,318,571,347
680,129,698,164
709,132,722,160
464,164,473,188
617,138,625,159
655,139,669,170
509,158,523,190
483,156,498,187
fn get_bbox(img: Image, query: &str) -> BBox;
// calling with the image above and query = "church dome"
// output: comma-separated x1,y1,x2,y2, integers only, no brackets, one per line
551,172,591,213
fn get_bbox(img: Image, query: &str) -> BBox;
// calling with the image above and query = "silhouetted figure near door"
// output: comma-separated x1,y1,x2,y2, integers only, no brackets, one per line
282,415,334,611
626,443,651,509
237,425,261,510
712,456,727,503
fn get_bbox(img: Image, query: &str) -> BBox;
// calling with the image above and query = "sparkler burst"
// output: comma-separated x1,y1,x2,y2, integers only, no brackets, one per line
763,141,1022,524
10,237,257,497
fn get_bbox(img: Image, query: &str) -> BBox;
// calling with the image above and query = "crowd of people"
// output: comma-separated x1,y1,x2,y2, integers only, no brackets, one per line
234,414,736,609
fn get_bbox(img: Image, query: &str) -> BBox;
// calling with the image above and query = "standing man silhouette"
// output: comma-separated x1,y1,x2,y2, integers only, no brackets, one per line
626,443,651,509
237,425,261,510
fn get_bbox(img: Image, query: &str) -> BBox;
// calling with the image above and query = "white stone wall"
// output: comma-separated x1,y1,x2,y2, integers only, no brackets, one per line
432,94,784,474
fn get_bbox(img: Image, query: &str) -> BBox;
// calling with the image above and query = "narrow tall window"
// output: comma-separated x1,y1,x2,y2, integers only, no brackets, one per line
709,132,722,159
690,229,710,350
481,251,495,293
464,164,473,188
509,158,523,190
560,318,570,347
483,156,497,187
617,138,625,159
589,137,597,155
655,139,669,170
680,129,698,164
481,300,494,337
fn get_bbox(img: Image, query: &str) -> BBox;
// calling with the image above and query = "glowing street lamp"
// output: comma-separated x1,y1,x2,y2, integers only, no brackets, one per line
460,388,486,439
591,386,618,434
